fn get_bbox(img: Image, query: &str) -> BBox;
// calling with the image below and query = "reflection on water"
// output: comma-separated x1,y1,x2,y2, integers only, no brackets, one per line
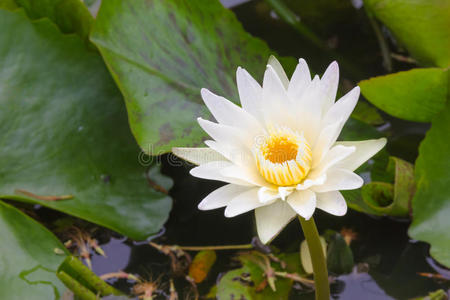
334,270,394,300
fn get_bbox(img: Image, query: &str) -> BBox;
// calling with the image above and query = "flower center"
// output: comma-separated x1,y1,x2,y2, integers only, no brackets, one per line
254,126,312,186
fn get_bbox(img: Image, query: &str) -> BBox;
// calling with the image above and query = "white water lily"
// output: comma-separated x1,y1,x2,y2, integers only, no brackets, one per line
173,56,386,244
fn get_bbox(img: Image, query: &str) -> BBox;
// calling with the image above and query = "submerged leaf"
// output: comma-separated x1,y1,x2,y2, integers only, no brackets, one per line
188,250,217,283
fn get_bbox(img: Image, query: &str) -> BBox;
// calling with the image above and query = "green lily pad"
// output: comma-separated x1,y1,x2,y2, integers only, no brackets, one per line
364,0,450,67
0,9,172,240
351,101,384,126
359,68,449,122
0,201,68,299
409,102,450,268
5,0,93,41
90,0,296,154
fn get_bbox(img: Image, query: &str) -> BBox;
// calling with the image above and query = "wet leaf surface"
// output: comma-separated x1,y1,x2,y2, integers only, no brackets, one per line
360,68,449,122
90,0,296,154
365,0,450,67
0,9,172,240
409,102,450,267
0,201,68,300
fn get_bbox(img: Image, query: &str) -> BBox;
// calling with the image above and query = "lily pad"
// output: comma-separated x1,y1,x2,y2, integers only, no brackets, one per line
7,0,93,41
0,9,172,240
0,201,68,300
409,102,450,267
90,0,296,154
364,0,450,67
359,68,449,122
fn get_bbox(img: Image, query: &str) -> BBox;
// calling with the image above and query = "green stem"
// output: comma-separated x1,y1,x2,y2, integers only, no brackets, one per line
365,7,392,72
178,244,253,251
299,216,330,300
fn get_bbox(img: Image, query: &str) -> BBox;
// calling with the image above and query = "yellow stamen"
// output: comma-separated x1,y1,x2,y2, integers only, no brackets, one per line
254,127,312,186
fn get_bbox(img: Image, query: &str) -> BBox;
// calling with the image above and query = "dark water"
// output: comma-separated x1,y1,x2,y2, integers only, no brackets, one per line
55,0,450,299
84,158,449,299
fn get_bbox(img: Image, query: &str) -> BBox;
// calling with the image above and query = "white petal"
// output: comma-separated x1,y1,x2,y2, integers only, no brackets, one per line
172,147,227,165
224,188,269,217
316,191,347,216
258,186,281,203
312,168,363,193
287,190,316,220
268,55,289,89
236,67,263,119
312,118,344,168
255,200,297,244
322,86,360,128
296,173,327,190
319,61,339,113
262,65,295,128
278,186,295,200
335,138,387,171
308,145,355,179
204,140,253,168
197,118,250,150
198,184,250,210
288,58,311,100
220,164,274,188
190,161,252,186
200,88,262,138
294,76,324,143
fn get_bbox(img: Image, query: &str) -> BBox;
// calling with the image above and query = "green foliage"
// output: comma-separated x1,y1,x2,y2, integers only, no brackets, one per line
412,289,448,300
364,0,450,67
344,155,415,218
351,101,384,126
57,256,122,299
0,201,68,300
5,0,93,41
216,252,301,299
409,103,450,267
360,68,449,122
0,9,172,240
323,231,354,275
90,0,296,154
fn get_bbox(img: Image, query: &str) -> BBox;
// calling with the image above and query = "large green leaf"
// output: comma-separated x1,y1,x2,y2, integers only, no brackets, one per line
7,0,93,41
0,9,172,240
409,102,450,267
359,68,449,122
0,201,68,300
364,0,450,67
90,0,295,154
